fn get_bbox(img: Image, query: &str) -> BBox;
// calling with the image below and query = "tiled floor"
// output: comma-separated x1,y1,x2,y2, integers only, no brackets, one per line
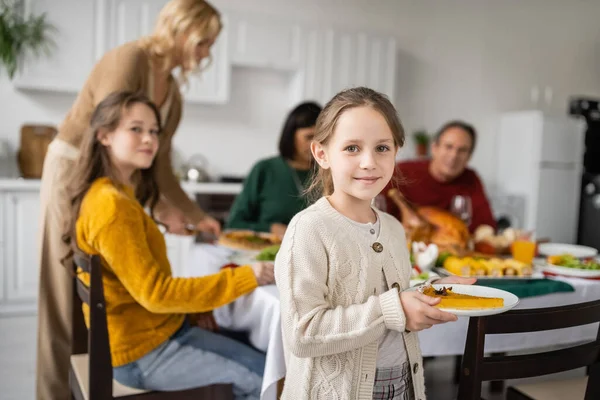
0,315,37,400
0,315,587,400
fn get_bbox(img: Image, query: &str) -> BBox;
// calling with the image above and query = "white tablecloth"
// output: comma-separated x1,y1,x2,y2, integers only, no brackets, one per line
183,244,284,400
185,244,600,398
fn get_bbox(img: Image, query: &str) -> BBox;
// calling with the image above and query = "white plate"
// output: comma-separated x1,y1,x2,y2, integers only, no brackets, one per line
406,284,520,317
539,263,600,279
409,278,427,287
538,243,598,258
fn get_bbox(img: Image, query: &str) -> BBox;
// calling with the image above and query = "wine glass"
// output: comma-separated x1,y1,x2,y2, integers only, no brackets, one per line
450,195,472,226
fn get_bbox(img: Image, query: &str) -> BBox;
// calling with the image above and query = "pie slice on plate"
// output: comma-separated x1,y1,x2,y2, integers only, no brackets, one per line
409,283,519,316
422,285,504,309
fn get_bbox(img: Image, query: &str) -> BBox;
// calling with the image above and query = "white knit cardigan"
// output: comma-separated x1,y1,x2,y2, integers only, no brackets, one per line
275,197,426,400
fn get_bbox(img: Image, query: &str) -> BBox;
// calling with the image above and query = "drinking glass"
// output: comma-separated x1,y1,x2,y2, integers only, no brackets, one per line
450,195,472,226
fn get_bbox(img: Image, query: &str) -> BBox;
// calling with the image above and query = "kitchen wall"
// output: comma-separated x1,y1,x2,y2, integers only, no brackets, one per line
1,0,600,185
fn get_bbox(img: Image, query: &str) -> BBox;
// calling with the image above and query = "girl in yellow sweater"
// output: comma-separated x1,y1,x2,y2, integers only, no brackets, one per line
62,91,272,399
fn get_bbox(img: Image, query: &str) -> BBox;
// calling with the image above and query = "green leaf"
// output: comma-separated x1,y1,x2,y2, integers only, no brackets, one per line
0,1,56,79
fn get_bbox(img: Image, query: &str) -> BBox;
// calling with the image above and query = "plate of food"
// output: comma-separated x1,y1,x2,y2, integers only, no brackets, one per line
435,254,543,280
408,283,519,317
539,254,600,279
218,230,282,251
538,243,598,259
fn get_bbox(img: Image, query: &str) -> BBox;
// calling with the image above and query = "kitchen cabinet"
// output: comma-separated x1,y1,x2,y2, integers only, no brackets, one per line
0,187,41,315
12,0,98,93
14,0,231,104
292,27,397,105
228,13,301,70
13,2,398,107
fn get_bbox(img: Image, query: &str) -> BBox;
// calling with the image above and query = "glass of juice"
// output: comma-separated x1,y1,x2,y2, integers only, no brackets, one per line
511,233,536,264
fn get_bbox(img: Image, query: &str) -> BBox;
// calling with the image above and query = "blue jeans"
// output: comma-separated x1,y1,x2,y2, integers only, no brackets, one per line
113,322,265,400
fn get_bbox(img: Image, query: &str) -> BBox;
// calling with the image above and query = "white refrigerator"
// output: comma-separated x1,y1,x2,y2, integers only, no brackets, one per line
495,111,585,243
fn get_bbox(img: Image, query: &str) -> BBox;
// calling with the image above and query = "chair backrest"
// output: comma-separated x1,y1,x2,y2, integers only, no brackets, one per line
457,299,600,400
73,253,113,400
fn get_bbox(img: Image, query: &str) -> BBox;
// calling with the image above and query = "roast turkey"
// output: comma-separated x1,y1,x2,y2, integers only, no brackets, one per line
387,188,470,252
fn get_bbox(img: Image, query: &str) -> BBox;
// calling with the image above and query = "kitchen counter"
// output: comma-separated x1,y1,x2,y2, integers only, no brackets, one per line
0,178,42,191
0,178,243,195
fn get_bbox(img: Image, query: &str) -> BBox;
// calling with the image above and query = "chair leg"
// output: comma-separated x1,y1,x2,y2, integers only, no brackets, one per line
453,355,462,384
489,352,505,393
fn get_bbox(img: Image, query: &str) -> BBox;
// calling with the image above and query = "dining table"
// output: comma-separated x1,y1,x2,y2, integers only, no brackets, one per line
183,244,600,400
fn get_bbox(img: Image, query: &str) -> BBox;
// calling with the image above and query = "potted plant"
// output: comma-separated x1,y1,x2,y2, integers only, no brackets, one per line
0,0,56,79
413,130,430,157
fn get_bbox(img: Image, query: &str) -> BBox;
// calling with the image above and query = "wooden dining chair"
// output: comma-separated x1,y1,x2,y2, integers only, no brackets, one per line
457,299,600,400
69,253,234,400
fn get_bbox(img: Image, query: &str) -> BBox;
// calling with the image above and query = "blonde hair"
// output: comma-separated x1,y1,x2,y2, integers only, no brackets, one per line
307,87,405,201
140,0,222,80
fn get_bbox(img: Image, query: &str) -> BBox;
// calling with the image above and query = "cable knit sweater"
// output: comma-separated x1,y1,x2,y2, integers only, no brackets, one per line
275,197,426,400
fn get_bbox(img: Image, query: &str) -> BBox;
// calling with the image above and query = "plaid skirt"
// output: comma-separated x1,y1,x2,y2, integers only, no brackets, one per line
372,362,415,400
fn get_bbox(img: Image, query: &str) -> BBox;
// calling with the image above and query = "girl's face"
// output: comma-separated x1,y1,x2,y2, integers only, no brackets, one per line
98,102,160,181
312,106,397,205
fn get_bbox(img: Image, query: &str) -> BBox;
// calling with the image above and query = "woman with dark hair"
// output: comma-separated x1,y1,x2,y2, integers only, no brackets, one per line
226,101,322,238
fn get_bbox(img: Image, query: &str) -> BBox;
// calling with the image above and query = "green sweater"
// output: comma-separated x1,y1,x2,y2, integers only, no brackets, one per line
226,156,311,233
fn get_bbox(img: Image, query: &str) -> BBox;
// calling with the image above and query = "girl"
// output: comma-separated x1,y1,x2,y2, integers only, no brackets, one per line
226,101,322,238
274,87,474,400
37,2,224,397
64,91,274,400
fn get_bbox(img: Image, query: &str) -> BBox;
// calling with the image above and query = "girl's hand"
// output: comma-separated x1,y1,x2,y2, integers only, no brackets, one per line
155,205,189,235
400,291,457,331
190,311,219,332
251,262,275,286
433,276,477,285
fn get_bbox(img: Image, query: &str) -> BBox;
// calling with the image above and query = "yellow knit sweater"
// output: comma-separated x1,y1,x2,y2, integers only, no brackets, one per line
76,177,258,367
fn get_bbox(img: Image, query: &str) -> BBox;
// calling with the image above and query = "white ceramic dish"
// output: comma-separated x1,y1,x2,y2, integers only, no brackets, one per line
537,243,598,259
539,263,600,279
406,284,520,317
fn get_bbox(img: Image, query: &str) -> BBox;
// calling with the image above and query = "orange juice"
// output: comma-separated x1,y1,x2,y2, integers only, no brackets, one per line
511,240,536,264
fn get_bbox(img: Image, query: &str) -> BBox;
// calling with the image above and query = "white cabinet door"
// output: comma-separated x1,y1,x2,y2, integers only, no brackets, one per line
184,15,230,104
103,0,231,104
12,0,98,93
0,194,4,306
229,13,301,70
2,191,41,314
294,28,396,105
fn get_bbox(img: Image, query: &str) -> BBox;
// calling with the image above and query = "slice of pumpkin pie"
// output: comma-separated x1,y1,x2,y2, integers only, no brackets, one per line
422,285,504,310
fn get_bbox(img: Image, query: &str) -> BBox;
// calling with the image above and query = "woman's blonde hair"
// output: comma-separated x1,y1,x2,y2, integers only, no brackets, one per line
306,87,405,201
61,91,163,267
141,0,222,78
